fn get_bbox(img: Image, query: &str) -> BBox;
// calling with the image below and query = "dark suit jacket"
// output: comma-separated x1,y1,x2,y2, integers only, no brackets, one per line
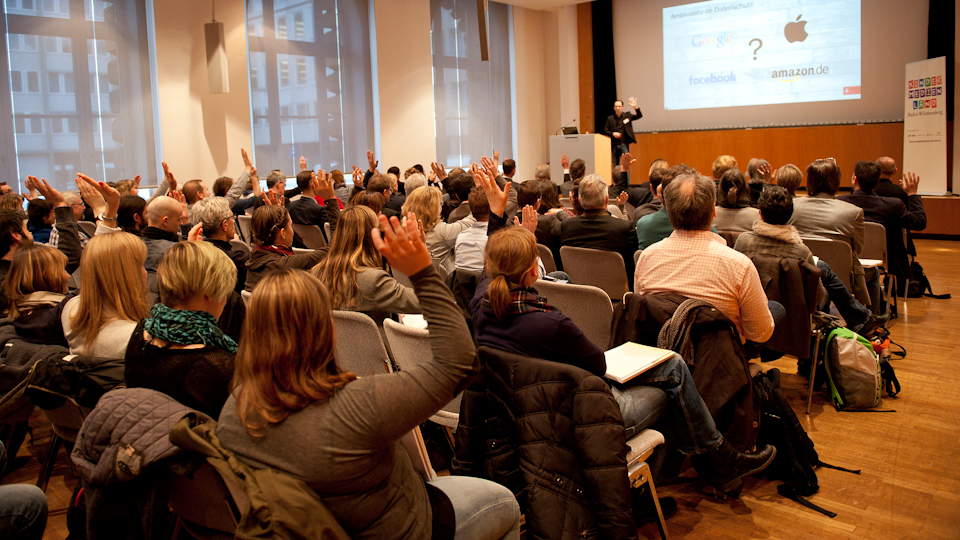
288,197,330,230
875,177,916,257
603,108,642,145
385,192,405,213
560,208,638,279
838,189,926,286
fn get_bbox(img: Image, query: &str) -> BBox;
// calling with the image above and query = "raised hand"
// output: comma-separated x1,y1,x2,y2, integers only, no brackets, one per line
23,177,39,200
187,222,204,242
513,205,538,233
351,166,364,187
264,190,284,207
315,169,335,200
619,152,635,172
30,177,67,207
472,161,509,218
169,190,190,224
430,162,447,182
371,212,432,278
629,96,638,109
493,150,501,170
366,150,378,172
78,173,120,218
162,161,177,191
561,153,569,169
132,175,141,193
759,163,775,183
901,172,920,195
615,191,629,206
299,155,308,172
241,148,255,174
77,175,106,216
480,156,497,180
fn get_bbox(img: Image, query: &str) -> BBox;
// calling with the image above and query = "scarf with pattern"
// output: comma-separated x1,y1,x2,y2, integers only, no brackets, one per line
482,287,552,317
144,303,238,353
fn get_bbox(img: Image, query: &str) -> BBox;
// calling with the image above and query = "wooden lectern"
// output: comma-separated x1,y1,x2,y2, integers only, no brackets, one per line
549,134,613,186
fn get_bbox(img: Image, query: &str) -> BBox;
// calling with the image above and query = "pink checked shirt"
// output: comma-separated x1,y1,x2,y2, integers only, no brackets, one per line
634,229,774,343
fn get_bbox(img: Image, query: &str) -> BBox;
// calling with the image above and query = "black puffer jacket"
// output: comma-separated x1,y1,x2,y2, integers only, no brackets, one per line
453,346,636,540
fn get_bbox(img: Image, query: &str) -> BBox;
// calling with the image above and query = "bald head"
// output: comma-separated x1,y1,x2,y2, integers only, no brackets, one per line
876,156,897,178
145,196,184,233
663,173,716,231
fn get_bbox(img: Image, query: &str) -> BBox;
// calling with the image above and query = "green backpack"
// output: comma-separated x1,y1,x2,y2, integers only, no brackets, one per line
821,327,883,411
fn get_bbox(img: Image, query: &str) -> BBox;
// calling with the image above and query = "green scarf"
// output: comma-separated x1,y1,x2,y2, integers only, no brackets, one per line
143,303,238,353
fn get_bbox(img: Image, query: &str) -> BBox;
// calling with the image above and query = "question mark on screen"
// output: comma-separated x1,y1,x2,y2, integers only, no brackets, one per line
749,38,763,60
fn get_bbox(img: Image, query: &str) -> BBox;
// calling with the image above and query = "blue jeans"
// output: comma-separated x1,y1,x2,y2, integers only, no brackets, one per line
0,442,47,540
817,260,871,327
613,142,629,165
428,475,521,540
610,354,722,455
745,300,786,360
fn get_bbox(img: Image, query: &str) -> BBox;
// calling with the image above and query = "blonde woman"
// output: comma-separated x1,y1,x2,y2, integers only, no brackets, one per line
124,241,237,419
402,185,475,274
61,232,149,358
311,206,418,325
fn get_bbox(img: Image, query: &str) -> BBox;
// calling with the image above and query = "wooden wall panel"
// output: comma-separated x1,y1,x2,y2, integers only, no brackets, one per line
915,197,960,236
628,123,904,189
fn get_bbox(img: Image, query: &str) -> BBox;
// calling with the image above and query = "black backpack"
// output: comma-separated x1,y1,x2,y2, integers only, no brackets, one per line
753,369,860,517
907,261,950,299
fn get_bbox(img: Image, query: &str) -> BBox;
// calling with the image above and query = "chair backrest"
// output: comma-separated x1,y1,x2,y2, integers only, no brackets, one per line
168,461,242,538
560,197,573,210
862,222,887,267
229,239,250,256
535,280,614,350
331,311,392,376
607,205,624,220
624,201,636,224
559,245,628,301
77,221,97,238
633,249,643,267
804,238,854,289
240,289,251,306
236,215,253,244
537,243,557,275
324,222,332,243
716,230,741,247
291,223,327,249
383,319,463,422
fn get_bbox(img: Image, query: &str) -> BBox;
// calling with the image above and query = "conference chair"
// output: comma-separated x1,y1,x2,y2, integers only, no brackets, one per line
236,215,253,245
77,221,97,238
534,280,614,351
624,200,636,224
803,238,854,290
716,230,742,248
291,223,327,249
559,246,629,301
169,461,243,540
382,319,461,436
633,248,643,267
863,222,896,316
536,243,557,274
324,222,332,243
240,290,251,307
331,311,393,376
607,204,625,220
229,239,250,256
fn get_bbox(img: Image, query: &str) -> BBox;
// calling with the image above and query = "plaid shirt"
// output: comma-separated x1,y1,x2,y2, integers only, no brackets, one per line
634,229,774,343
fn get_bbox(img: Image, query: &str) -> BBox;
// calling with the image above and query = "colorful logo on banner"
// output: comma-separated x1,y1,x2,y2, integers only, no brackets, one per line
908,76,944,109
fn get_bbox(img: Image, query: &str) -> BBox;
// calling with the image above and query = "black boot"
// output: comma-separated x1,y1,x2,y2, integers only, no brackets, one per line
690,440,777,496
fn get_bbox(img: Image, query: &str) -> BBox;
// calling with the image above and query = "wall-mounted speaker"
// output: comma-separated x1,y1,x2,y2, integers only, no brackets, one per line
205,21,229,94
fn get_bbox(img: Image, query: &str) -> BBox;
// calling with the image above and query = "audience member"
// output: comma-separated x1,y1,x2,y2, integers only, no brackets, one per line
839,160,926,296
366,174,399,218
559,155,584,197
5,244,70,346
517,181,564,269
633,168,669,221
712,155,738,180
403,185,476,275
404,172,427,193
288,169,341,240
245,203,328,291
454,187,491,272
116,195,147,236
534,163,551,182
350,190,384,215
141,196,187,273
789,159,872,304
26,198,54,244
193,197,249,293
0,441,47,540
311,205,419,326
384,173,405,212
874,156,918,279
61,233,149,357
636,164,713,250
0,193,23,211
217,217,520,539
560,174,639,278
775,164,803,197
125,241,237,419
745,158,774,206
635,173,781,349
735,187,886,334
714,168,761,232
331,169,351,202
444,172,475,223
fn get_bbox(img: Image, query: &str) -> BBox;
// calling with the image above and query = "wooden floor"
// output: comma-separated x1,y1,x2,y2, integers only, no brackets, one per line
3,239,959,540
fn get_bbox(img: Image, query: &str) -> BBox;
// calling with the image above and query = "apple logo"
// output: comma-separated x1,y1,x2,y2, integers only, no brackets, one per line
784,14,808,43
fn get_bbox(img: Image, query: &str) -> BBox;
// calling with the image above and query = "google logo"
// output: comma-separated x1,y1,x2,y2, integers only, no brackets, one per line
692,33,734,47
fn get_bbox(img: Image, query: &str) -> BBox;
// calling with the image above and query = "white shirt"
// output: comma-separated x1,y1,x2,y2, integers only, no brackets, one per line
454,220,489,272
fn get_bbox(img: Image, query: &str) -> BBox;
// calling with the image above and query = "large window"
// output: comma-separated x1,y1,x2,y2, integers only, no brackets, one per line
0,0,158,191
430,0,512,167
246,0,375,174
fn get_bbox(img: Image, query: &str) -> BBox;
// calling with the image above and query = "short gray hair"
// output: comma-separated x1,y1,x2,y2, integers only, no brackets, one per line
404,173,427,192
746,158,769,183
663,174,716,231
64,192,82,205
192,196,233,235
534,164,550,180
578,174,607,209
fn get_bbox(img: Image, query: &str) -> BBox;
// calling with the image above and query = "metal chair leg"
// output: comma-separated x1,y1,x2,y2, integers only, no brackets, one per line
807,329,822,415
36,434,62,492
636,461,670,540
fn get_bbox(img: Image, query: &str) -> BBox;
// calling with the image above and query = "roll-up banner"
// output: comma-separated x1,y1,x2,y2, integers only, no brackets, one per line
903,56,949,195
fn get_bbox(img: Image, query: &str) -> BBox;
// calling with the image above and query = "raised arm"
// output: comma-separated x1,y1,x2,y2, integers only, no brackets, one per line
148,162,177,203
32,177,81,273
